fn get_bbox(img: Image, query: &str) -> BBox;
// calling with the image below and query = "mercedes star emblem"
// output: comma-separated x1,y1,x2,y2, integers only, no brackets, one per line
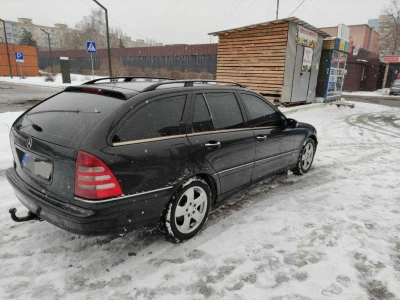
26,138,33,149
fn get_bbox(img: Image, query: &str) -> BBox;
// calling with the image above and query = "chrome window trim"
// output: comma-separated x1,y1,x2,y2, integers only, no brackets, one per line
113,135,184,146
187,127,251,137
113,126,282,146
74,186,173,203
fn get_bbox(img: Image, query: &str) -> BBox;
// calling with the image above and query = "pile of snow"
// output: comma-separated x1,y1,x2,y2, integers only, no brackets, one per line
0,102,400,299
0,73,103,88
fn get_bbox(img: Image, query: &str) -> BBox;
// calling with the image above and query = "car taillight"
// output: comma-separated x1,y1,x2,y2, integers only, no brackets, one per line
75,151,123,200
392,83,395,87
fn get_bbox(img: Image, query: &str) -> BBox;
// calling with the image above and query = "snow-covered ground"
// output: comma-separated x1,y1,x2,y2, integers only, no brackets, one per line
343,88,399,98
0,73,102,88
0,102,400,299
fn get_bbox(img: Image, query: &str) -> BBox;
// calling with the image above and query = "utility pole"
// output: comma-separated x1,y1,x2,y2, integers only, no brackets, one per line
40,29,53,74
0,19,13,78
276,0,280,20
93,0,112,78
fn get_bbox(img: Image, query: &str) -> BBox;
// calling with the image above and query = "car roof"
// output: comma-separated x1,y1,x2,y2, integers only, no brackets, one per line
70,78,249,100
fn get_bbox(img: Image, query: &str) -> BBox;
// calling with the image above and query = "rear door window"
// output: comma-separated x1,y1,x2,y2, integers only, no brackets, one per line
114,95,187,143
192,94,214,133
240,93,283,127
14,92,123,148
203,92,244,130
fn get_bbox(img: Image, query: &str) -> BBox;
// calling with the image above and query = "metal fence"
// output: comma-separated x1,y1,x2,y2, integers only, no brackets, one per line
37,44,218,75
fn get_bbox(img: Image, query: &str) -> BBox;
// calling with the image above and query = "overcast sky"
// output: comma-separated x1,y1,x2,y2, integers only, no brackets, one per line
1,0,390,45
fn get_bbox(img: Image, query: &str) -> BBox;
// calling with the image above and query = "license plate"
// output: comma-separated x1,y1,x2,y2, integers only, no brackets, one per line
21,153,53,181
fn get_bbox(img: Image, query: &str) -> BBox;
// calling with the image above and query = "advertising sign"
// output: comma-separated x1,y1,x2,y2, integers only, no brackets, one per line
302,47,313,72
338,24,350,42
339,40,345,51
383,56,400,63
297,26,318,48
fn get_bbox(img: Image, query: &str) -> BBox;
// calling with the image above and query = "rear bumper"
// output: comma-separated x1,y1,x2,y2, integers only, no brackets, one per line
6,168,170,236
390,88,400,93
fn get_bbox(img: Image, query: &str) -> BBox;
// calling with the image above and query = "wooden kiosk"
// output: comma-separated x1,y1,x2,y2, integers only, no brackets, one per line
209,17,330,105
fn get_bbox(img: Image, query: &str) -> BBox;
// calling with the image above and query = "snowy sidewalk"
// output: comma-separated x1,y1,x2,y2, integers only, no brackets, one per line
0,103,400,299
0,74,101,88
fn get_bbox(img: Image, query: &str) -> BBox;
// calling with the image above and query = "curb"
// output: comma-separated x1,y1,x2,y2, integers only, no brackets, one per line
342,94,400,101
279,103,326,114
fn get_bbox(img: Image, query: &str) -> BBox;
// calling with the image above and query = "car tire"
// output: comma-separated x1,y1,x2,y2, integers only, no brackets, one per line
390,92,394,95
160,177,211,243
293,138,316,175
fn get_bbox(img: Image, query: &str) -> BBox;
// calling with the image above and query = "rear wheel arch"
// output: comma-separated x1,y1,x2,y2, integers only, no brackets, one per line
308,134,318,147
194,173,218,205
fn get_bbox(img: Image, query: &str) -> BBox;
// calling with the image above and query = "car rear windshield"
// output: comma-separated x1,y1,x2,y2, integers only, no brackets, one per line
14,92,123,148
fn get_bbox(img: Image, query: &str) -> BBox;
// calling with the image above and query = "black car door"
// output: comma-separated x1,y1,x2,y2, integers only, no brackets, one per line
239,92,295,181
186,91,256,194
108,92,193,195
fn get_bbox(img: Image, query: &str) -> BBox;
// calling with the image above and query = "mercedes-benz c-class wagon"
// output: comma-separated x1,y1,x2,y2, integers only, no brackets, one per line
6,77,317,242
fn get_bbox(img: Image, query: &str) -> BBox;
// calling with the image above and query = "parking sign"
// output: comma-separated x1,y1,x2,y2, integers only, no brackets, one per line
14,52,24,63
86,41,97,54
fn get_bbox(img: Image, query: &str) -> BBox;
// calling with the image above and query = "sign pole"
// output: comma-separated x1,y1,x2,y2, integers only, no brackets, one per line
19,62,22,78
91,53,94,80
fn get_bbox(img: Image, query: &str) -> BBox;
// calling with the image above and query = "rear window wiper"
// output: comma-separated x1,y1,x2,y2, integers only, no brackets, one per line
16,116,43,132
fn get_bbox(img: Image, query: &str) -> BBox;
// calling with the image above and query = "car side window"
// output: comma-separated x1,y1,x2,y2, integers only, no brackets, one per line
203,92,244,130
240,93,283,128
192,94,214,133
114,95,186,143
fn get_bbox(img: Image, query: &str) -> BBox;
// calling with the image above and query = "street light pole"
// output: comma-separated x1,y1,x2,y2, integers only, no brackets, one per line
93,0,112,78
0,19,13,78
40,29,53,74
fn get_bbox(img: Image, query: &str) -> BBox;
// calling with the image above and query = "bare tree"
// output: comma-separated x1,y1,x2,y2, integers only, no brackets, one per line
380,0,400,56
60,9,127,50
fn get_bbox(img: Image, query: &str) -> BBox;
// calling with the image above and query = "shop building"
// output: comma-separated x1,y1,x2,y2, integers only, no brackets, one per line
209,17,330,105
316,38,351,101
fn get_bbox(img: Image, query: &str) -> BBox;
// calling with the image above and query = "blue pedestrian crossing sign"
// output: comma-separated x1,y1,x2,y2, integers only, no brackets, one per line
14,52,24,63
86,41,97,54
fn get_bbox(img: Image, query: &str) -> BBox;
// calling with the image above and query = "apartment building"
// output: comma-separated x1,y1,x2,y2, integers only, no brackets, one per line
0,18,74,50
320,24,380,53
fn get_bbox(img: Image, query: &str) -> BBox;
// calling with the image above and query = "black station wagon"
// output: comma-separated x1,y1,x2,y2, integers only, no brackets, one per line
6,77,317,242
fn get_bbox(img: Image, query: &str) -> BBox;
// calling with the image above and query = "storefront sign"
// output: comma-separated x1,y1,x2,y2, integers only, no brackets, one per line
302,47,313,72
297,26,318,48
383,56,400,63
339,40,345,51
338,24,350,42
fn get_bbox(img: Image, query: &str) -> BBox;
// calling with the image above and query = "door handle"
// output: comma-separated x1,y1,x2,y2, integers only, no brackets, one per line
256,135,267,141
205,141,221,149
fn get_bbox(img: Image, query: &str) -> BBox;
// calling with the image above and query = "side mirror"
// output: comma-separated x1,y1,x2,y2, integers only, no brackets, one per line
285,118,298,128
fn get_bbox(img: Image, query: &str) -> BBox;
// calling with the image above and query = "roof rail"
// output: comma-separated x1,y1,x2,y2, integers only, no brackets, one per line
83,76,175,85
141,80,246,92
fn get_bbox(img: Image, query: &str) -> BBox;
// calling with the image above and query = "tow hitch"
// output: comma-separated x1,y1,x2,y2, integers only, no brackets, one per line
9,208,42,223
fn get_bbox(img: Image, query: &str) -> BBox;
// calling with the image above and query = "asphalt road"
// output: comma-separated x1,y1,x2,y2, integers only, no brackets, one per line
342,96,400,108
0,82,63,112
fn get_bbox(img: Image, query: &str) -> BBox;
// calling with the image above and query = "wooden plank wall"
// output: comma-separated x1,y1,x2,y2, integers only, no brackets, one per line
216,22,289,96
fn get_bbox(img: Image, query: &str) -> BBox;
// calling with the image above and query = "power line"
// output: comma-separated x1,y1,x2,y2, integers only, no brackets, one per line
289,0,306,17
108,16,147,39
220,0,246,30
213,0,242,30
233,0,259,22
